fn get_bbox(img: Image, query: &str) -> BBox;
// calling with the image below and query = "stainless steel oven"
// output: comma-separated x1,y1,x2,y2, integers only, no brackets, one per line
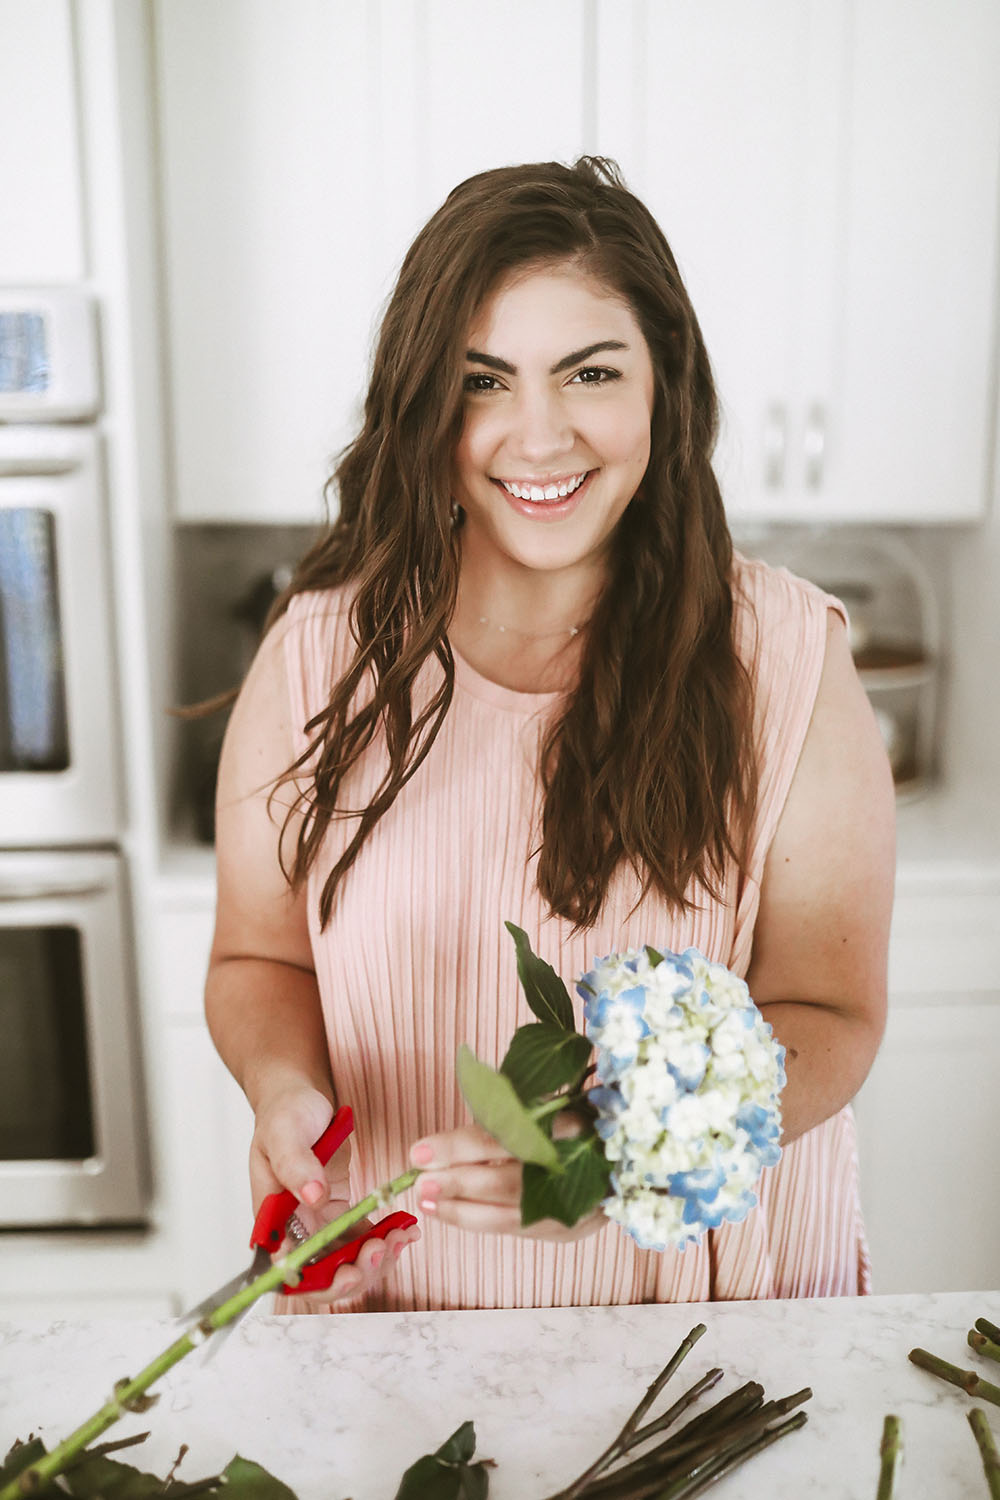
0,288,148,1226
0,423,120,841
0,850,147,1225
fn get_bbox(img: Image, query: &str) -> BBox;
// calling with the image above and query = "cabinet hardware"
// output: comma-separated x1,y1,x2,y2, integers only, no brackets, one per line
804,406,826,489
763,404,786,488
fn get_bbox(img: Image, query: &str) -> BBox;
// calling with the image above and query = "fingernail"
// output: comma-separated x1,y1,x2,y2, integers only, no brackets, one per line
301,1180,325,1206
370,1250,384,1270
419,1178,440,1200
411,1142,434,1166
419,1198,438,1214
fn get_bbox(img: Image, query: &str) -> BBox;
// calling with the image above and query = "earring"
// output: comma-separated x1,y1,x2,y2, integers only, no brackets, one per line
450,500,462,526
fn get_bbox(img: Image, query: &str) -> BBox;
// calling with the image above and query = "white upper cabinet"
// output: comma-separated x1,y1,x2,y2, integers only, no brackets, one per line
157,0,1000,524
596,0,1000,523
156,0,587,522
0,0,86,283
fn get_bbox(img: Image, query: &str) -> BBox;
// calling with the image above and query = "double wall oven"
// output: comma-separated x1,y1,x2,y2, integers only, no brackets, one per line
0,289,147,1225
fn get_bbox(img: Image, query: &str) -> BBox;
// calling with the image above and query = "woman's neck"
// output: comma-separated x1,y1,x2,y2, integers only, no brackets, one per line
449,552,601,694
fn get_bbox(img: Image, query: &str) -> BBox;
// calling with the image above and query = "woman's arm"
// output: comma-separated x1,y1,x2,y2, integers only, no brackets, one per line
745,609,896,1143
207,616,419,1299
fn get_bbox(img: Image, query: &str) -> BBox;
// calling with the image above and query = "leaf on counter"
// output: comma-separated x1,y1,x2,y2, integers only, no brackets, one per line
500,1023,593,1104
1,1437,52,1491
432,1422,477,1465
504,922,575,1030
457,1046,561,1171
393,1422,493,1499
219,1456,301,1499
521,1134,612,1228
1,1438,301,1500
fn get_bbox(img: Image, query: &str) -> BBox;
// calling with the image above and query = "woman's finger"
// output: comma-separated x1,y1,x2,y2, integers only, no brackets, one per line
410,1123,515,1170
418,1161,522,1209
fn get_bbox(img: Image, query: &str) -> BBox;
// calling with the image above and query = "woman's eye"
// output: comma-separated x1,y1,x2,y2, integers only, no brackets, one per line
570,365,621,385
463,372,500,393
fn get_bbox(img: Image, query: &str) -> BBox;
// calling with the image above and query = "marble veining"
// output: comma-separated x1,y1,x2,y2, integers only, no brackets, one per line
1,1291,998,1498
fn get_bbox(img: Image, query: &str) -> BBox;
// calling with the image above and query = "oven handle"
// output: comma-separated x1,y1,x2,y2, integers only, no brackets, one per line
0,457,81,478
0,879,108,901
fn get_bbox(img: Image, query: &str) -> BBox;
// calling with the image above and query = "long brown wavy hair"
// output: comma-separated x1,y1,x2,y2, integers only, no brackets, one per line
270,157,757,931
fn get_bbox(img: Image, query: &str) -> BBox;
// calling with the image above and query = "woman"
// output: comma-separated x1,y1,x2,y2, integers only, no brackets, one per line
206,158,895,1312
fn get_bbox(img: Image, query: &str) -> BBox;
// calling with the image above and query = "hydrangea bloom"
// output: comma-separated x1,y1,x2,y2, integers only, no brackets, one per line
579,945,785,1252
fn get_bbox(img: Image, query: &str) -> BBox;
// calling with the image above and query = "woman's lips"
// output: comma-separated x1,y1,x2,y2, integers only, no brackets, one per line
490,469,595,520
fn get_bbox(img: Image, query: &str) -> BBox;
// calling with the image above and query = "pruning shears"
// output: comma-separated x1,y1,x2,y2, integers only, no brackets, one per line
183,1104,417,1323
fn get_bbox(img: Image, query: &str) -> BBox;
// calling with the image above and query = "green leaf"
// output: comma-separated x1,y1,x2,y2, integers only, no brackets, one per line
520,1135,612,1228
504,922,575,1030
500,1024,593,1104
394,1423,492,1499
645,944,666,967
434,1422,477,1465
219,1457,300,1499
1,1438,51,1492
457,1046,561,1171
62,1452,166,1500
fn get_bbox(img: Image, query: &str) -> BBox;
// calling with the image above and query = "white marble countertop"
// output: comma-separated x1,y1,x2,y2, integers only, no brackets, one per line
2,1291,999,1498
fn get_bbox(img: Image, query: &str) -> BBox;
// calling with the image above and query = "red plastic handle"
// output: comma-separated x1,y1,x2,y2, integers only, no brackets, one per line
280,1210,419,1295
250,1104,355,1252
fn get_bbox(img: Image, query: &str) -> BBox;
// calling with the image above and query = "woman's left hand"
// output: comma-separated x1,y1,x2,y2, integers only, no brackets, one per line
409,1123,605,1244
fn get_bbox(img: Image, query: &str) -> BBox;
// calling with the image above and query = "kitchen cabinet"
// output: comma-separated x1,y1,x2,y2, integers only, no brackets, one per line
154,904,254,1310
853,871,1000,1293
595,0,1000,523
0,0,86,282
155,0,588,522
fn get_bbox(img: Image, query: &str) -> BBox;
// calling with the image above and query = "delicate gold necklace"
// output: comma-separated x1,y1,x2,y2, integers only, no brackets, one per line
474,614,582,640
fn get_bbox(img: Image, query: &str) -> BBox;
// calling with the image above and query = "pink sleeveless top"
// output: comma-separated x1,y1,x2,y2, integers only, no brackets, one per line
279,555,870,1310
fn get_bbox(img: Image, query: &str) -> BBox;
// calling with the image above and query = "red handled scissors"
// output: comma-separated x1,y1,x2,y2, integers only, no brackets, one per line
184,1104,417,1323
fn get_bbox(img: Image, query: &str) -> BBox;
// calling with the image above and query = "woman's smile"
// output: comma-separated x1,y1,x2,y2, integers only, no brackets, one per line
490,468,596,520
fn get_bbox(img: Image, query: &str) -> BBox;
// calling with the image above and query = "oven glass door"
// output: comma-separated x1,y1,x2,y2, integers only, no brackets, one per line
0,425,119,843
0,922,94,1160
0,850,148,1226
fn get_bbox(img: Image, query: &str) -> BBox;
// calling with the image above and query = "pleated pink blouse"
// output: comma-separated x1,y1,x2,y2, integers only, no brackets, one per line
278,554,870,1311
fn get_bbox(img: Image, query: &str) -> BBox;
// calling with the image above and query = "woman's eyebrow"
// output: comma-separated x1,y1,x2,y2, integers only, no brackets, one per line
464,340,630,377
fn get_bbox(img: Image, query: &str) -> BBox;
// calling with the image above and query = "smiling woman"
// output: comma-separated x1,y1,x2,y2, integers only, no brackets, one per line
204,158,894,1314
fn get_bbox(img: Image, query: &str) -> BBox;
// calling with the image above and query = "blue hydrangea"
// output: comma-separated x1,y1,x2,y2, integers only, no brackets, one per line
581,945,786,1252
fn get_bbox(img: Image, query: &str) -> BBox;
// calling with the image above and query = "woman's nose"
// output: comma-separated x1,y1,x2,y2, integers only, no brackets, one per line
510,387,574,463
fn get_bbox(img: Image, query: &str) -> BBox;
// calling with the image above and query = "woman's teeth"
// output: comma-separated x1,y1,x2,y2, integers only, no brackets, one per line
498,472,589,502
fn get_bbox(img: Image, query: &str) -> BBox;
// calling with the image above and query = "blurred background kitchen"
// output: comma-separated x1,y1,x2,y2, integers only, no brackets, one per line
1,0,998,1316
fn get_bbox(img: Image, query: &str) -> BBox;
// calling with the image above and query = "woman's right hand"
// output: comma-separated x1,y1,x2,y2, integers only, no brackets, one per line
249,1081,420,1307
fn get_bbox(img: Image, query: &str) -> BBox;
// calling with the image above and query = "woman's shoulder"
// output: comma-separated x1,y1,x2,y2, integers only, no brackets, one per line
281,581,355,631
730,551,846,668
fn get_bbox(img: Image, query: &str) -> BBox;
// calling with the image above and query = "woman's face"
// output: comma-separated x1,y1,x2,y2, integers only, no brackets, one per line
452,262,656,585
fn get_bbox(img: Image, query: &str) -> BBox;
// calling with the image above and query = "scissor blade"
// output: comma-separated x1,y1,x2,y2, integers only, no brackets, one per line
179,1245,269,1325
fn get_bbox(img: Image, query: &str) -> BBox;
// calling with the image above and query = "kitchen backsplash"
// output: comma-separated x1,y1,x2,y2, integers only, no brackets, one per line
171,520,955,842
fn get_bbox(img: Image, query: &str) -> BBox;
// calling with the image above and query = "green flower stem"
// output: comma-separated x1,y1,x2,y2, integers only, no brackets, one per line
876,1415,902,1500
969,1408,1000,1500
657,1409,808,1499
978,1319,1000,1346
530,1095,576,1124
545,1324,707,1500
970,1332,1000,1365
908,1348,1000,1407
0,1167,421,1500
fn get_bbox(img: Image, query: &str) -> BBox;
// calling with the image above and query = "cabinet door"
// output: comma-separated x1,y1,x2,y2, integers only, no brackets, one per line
0,0,86,281
596,1,1000,524
161,1020,255,1311
156,0,587,522
833,0,1000,522
853,995,1000,1294
595,1,845,520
